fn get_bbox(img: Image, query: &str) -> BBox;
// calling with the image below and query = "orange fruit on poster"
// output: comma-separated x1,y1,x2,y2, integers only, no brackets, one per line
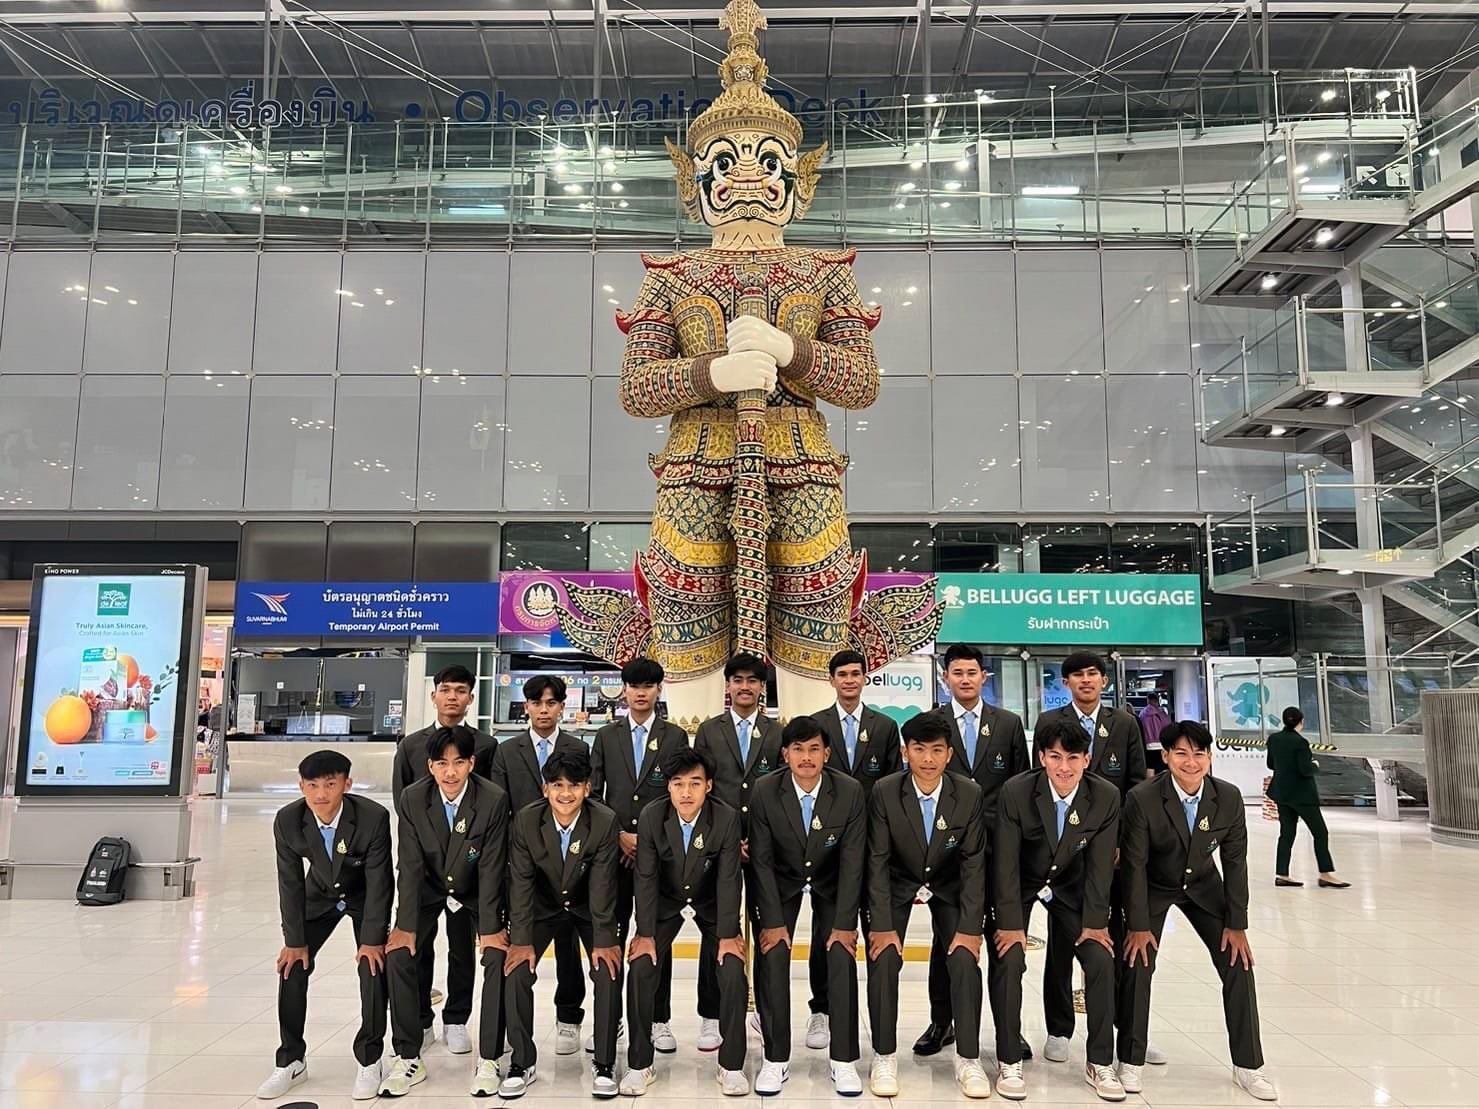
117,654,141,688
145,725,159,742
44,695,92,745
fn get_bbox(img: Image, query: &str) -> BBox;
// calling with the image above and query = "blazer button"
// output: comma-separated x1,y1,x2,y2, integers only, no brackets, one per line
742,782,749,790
447,876,455,883
562,889,568,895
684,885,690,891
924,866,931,874
805,861,813,868
1050,865,1057,872
742,805,748,813
633,795,640,802
334,883,341,889
1185,868,1193,875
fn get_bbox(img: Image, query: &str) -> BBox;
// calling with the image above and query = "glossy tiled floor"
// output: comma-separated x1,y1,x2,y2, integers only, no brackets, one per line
0,797,1476,1107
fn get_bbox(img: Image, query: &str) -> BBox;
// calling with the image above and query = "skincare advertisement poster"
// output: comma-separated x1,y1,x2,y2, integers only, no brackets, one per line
19,567,198,795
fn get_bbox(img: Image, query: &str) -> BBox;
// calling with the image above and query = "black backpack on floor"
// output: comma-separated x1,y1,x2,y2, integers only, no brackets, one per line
77,837,132,906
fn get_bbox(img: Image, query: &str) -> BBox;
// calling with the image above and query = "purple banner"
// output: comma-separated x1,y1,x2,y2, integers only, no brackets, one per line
498,570,929,635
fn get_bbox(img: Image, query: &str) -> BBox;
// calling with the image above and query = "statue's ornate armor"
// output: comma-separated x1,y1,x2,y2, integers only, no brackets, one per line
617,246,881,681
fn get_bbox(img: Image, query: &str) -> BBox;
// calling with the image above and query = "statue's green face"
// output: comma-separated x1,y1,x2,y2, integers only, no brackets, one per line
694,128,799,229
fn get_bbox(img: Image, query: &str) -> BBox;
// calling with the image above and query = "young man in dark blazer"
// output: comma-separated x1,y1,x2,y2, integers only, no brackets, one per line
258,750,392,1103
589,656,691,1055
390,664,496,1056
380,726,510,1098
1119,721,1277,1101
916,643,1032,1059
621,747,750,1097
1031,651,1150,1067
749,715,868,1096
489,674,590,1055
1267,706,1349,888
807,649,900,1051
989,718,1123,1102
691,652,781,1049
864,711,992,1100
501,747,624,1100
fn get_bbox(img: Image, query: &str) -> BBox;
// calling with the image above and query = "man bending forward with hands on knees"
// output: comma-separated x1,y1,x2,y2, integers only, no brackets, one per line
1117,721,1277,1102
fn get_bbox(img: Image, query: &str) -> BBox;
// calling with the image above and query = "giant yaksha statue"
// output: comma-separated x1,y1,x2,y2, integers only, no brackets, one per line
559,0,938,727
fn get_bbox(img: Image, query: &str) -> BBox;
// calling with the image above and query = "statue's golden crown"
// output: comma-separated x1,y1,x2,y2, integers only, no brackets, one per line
686,0,802,152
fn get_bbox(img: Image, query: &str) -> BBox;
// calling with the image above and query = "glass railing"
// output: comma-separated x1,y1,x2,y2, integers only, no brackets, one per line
0,69,1421,246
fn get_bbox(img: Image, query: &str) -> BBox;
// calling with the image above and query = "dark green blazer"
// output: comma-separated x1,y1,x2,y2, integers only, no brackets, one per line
1266,728,1321,808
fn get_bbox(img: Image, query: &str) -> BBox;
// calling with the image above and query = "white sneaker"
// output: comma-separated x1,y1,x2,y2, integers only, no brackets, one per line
499,1063,536,1098
585,1020,625,1053
806,1013,830,1049
256,1060,306,1099
556,1022,581,1055
651,1021,678,1053
378,1055,426,1098
443,1022,472,1055
869,1053,899,1097
422,1026,436,1052
755,1059,789,1096
1145,1041,1168,1065
592,1063,619,1099
1085,1062,1126,1101
352,1061,381,1100
1117,1062,1143,1093
620,1065,656,1095
717,1067,750,1096
830,1060,863,1096
956,1057,993,1099
996,1061,1027,1100
470,1058,501,1097
1043,1034,1071,1062
696,1017,722,1052
1235,1066,1279,1101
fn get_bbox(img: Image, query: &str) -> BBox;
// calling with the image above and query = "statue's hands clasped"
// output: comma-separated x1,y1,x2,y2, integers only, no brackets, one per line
727,315,795,368
710,349,779,394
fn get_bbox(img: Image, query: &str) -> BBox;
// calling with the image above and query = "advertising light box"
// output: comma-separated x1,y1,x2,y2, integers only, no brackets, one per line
17,565,205,797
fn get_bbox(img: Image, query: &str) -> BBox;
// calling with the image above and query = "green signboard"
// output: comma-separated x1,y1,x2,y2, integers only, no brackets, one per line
935,573,1204,646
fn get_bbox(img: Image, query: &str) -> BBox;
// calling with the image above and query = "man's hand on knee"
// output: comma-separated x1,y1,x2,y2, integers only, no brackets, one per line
947,932,982,962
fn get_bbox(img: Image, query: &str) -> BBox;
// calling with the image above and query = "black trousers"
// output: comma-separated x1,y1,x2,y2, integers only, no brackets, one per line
506,916,622,1069
387,906,504,1062
616,863,672,1023
698,865,759,1020
867,898,983,1059
551,916,588,1025
414,901,476,1028
988,897,1114,1067
1117,898,1264,1069
276,908,387,1068
629,914,748,1072
755,891,860,1064
924,849,988,1028
1042,871,1127,1039
1276,802,1335,876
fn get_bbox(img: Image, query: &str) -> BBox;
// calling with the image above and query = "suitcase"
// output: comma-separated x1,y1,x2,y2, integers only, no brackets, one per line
76,836,132,906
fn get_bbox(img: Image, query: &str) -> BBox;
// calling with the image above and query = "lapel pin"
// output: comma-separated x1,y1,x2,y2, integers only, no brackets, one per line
454,817,467,834
1068,810,1081,826
1098,724,1109,738
859,729,869,744
935,815,948,831
1197,816,1210,832
693,833,704,851
648,737,659,751
811,815,822,831
982,723,991,737
570,839,582,855
335,839,347,855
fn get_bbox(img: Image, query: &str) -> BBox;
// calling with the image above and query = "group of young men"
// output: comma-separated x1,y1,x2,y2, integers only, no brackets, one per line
261,647,1278,1104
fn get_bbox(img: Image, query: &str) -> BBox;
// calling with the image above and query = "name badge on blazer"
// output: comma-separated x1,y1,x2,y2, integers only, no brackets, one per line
866,754,881,774
756,757,771,773
824,832,838,848
1206,838,1219,853
993,752,1006,771
466,846,480,861
944,832,959,851
1074,837,1088,852
1104,751,1121,774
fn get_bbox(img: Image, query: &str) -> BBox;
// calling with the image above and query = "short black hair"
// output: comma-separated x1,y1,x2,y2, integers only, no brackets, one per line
665,745,714,781
542,746,593,785
428,724,475,762
828,649,867,675
782,714,829,748
1061,652,1108,679
902,709,952,746
942,643,986,669
1037,717,1091,756
724,653,767,681
621,656,665,686
1162,720,1214,752
523,674,567,703
299,749,352,779
1282,706,1304,729
434,664,475,688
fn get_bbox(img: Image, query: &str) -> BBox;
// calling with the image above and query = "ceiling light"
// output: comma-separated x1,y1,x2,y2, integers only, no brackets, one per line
1293,163,1308,175
955,158,970,171
900,182,916,193
977,91,993,103
1376,89,1391,102
923,93,939,105
609,182,624,193
1021,184,1080,196
892,201,905,209
598,145,613,157
944,180,962,191
1325,392,1346,406
1390,301,1403,308
274,184,292,194
1273,154,1286,165
1269,425,1287,437
618,199,629,208
939,201,951,208
297,204,309,213
1337,569,1355,576
554,161,568,175
1315,151,1333,165
1435,300,1449,308
1315,226,1334,244
563,183,582,194
602,160,616,174
1320,88,1337,102
909,160,924,170
229,185,246,195
250,204,261,213
1260,275,1279,290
